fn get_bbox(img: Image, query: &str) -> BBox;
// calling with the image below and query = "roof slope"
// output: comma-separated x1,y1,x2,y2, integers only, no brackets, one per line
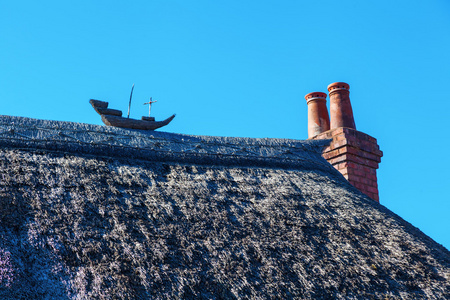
0,116,449,299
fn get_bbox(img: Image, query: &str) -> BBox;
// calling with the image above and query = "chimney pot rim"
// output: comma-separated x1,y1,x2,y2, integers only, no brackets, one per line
327,82,350,92
306,97,327,104
305,92,327,101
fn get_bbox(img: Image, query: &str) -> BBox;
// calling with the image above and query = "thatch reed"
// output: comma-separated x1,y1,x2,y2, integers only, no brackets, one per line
0,116,448,299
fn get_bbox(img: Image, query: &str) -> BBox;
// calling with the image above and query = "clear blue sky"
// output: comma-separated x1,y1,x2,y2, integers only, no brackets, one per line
1,1,449,249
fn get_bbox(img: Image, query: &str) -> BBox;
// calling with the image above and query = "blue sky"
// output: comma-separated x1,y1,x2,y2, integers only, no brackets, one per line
1,1,450,249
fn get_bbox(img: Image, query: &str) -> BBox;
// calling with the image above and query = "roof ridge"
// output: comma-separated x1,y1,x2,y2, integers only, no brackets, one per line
0,115,334,172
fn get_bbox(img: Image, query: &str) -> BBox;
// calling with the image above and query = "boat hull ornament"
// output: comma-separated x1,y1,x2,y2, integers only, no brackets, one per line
90,99,175,130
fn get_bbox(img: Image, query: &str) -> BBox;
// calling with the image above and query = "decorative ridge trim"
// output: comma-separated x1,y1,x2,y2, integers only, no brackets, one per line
0,115,336,172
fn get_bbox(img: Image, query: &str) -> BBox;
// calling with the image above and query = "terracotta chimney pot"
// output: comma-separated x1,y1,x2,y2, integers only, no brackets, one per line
328,82,356,130
305,92,330,138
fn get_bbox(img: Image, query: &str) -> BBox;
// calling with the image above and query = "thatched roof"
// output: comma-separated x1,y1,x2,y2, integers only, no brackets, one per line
0,115,449,299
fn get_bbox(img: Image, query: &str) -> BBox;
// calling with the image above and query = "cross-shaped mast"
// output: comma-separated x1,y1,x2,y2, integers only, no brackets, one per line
143,97,158,117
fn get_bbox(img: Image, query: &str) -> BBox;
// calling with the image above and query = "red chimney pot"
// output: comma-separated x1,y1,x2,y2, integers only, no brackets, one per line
305,92,330,138
328,82,356,130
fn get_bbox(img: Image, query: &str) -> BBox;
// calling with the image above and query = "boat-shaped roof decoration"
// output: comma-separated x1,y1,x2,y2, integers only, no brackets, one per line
90,99,175,130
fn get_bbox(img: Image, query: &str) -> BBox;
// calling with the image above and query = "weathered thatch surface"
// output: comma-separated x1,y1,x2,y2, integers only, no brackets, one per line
0,116,449,299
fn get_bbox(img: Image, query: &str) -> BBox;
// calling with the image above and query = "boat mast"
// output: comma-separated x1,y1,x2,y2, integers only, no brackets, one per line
143,97,158,117
127,83,135,118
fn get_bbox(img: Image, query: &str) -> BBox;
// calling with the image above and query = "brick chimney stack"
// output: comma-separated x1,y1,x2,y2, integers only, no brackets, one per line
305,92,330,138
305,82,383,202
